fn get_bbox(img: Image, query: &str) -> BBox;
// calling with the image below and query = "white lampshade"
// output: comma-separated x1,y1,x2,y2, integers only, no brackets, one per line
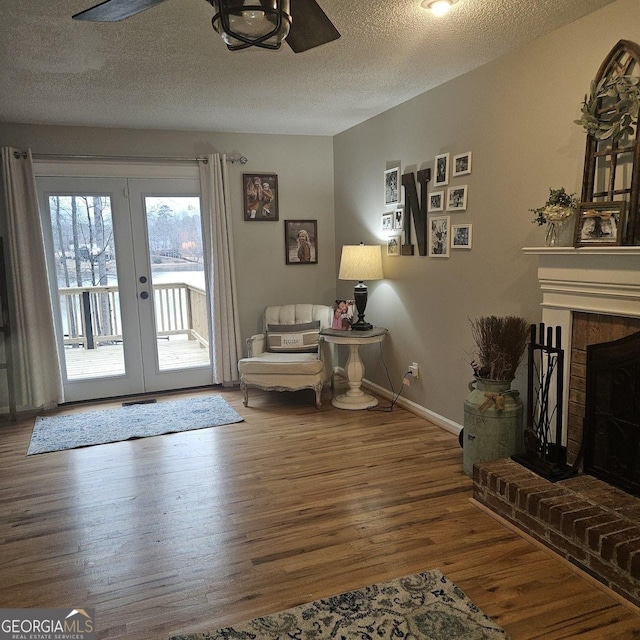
338,244,384,282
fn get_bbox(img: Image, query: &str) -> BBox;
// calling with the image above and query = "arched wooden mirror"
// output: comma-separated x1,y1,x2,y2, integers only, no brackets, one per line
580,39,640,245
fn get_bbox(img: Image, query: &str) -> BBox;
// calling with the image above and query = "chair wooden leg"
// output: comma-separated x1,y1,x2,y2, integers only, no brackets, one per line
314,383,322,409
241,381,249,407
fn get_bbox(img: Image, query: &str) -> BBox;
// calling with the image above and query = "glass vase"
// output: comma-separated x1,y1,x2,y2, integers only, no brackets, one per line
545,221,561,247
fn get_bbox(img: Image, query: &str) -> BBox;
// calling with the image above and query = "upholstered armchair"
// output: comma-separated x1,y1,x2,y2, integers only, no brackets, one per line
238,304,333,408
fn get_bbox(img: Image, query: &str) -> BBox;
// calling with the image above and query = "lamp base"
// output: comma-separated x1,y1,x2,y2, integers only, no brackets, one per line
352,282,373,331
351,320,373,331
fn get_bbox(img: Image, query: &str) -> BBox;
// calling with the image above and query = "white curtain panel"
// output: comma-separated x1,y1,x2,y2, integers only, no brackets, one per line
1,148,63,409
199,154,242,384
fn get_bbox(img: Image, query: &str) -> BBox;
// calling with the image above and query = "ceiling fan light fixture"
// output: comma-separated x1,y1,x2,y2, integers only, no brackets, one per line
211,0,291,50
422,0,455,17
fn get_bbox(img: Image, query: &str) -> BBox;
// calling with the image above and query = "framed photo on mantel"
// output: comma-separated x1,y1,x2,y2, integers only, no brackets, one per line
574,201,626,247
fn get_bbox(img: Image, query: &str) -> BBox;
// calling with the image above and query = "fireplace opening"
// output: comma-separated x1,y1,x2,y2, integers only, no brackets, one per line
583,329,640,497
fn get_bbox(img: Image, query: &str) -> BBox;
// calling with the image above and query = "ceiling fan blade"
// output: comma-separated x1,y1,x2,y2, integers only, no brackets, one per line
72,0,169,22
286,0,340,53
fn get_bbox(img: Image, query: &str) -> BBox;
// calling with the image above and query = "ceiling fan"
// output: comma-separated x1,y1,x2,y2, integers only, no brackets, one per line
72,0,341,53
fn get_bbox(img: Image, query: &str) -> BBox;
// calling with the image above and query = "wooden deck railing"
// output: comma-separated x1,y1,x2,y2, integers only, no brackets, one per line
58,283,209,349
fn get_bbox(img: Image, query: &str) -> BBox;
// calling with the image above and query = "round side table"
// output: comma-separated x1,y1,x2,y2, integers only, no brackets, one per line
320,326,387,410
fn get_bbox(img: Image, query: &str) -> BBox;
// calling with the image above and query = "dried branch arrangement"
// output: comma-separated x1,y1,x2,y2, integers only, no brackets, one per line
470,315,529,381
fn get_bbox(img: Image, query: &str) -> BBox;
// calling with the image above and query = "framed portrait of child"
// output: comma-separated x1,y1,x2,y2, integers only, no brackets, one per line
332,300,355,330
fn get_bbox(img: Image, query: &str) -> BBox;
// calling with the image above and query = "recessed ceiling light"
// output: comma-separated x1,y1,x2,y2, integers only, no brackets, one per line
421,0,456,17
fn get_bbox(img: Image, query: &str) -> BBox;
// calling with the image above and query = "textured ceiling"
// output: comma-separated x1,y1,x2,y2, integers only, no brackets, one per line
0,0,617,136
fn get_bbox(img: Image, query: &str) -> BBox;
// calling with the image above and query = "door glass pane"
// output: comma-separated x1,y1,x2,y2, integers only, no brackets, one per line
47,195,125,380
144,196,211,371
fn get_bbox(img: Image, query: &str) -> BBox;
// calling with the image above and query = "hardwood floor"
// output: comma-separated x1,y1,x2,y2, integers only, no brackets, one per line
1,384,639,639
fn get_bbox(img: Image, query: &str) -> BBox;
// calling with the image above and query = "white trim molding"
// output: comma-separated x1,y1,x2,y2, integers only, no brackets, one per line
365,377,462,435
523,246,640,319
333,367,463,435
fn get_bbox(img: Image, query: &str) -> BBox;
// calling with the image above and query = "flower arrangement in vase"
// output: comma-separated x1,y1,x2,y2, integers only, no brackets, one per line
529,187,578,246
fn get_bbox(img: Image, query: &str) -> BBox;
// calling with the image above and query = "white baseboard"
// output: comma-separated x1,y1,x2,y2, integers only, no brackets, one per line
333,367,462,436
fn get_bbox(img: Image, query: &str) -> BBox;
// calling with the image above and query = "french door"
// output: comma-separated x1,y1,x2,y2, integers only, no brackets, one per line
37,175,213,402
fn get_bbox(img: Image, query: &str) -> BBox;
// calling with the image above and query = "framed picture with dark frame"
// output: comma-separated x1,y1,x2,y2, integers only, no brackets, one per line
428,215,450,258
384,166,401,205
574,201,626,247
243,174,278,221
285,219,318,264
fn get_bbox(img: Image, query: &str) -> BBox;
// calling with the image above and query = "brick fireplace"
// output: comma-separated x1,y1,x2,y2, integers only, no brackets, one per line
568,312,640,467
524,246,640,468
474,246,640,605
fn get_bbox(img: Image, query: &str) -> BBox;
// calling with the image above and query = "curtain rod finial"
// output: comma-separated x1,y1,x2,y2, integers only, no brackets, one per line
227,151,248,165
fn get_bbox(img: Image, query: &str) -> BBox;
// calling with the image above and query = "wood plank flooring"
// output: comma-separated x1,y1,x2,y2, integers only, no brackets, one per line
1,384,639,639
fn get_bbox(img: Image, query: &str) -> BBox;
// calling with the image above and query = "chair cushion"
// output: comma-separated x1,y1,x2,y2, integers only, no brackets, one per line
264,304,333,330
266,321,320,353
239,352,324,375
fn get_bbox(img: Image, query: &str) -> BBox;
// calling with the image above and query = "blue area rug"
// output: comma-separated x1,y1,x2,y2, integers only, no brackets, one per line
170,569,509,640
27,395,244,455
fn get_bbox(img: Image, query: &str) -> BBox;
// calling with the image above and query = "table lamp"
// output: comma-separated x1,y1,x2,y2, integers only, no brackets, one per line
338,243,384,331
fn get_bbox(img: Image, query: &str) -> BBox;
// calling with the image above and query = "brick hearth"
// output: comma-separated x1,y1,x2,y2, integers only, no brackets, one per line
473,458,640,606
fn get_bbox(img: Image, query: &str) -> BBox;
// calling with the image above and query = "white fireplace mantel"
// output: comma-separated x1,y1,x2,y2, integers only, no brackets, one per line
524,246,640,435
524,246,640,318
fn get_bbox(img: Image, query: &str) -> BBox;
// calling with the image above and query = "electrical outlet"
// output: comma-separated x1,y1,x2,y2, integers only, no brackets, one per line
409,362,419,379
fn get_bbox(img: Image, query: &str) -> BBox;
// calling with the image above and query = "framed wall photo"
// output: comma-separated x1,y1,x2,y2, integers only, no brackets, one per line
243,174,278,221
387,234,401,256
393,206,404,230
453,151,472,177
574,201,626,247
446,185,467,211
384,166,401,205
285,220,318,264
381,212,394,232
428,215,450,258
434,153,450,187
427,191,444,212
451,223,472,249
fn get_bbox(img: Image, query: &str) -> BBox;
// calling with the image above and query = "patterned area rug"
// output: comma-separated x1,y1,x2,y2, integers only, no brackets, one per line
27,395,244,455
170,569,509,640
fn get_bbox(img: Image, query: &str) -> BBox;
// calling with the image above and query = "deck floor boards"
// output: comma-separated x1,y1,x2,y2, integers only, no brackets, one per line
63,336,210,379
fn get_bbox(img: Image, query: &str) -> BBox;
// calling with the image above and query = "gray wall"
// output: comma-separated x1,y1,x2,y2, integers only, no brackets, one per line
333,0,639,426
0,125,336,350
1,0,637,423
